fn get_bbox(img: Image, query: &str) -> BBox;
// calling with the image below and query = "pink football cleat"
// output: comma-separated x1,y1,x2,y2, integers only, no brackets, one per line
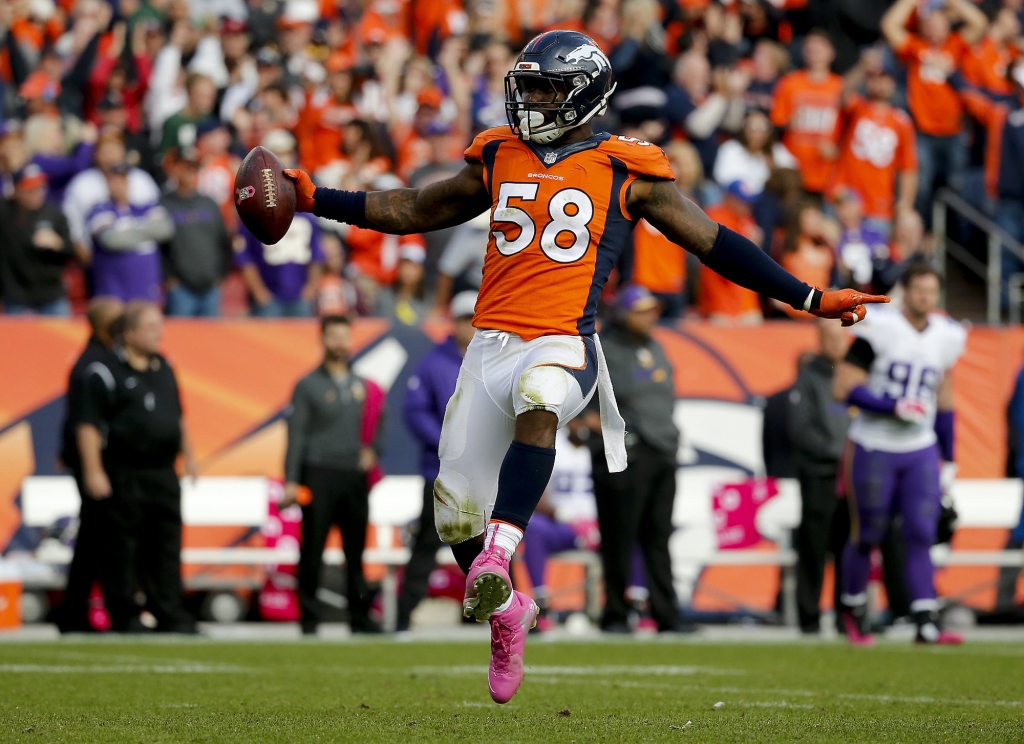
914,610,963,645
916,629,964,645
463,545,513,621
532,614,555,634
488,590,539,704
842,608,876,647
916,626,964,645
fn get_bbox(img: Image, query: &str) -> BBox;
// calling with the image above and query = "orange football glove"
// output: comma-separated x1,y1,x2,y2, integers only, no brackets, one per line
809,288,890,327
283,169,316,212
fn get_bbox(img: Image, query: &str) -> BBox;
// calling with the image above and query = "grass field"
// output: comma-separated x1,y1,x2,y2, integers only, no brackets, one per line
1,636,1023,743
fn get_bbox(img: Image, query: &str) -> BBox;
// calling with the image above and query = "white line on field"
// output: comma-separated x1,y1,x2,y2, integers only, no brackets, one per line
544,677,1024,709
0,664,248,674
411,666,1023,707
734,701,816,710
411,665,744,677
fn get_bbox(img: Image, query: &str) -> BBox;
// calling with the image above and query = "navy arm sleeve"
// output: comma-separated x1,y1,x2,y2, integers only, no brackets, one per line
701,225,819,311
312,188,368,227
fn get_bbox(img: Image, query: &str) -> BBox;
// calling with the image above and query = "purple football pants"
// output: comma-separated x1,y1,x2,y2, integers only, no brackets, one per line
524,513,645,593
841,443,942,605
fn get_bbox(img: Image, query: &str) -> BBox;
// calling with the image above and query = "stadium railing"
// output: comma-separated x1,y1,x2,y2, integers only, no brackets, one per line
933,187,1024,323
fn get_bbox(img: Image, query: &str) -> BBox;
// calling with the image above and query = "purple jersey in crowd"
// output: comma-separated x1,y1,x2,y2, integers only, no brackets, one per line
837,226,890,288
86,201,166,302
237,213,323,303
32,142,94,204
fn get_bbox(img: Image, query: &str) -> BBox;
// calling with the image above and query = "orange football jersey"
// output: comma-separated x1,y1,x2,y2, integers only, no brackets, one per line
962,37,1020,97
770,70,844,193
897,33,968,137
465,127,675,340
833,98,917,220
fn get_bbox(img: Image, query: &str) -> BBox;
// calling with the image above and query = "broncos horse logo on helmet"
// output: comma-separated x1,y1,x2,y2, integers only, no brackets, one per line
564,44,609,74
505,30,616,145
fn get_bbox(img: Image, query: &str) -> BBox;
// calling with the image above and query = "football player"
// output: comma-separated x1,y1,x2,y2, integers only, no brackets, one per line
284,30,887,702
833,263,965,645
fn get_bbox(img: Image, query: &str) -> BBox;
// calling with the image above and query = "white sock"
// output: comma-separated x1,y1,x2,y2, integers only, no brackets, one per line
485,522,523,555
910,599,938,614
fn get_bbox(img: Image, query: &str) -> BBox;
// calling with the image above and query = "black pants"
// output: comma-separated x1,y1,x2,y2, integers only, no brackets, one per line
795,468,911,629
396,479,444,630
593,441,679,631
104,466,188,631
878,516,912,619
795,468,848,631
298,465,371,629
58,468,118,631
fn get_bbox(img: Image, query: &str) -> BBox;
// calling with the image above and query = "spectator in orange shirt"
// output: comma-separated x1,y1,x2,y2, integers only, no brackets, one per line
770,30,844,195
632,218,687,319
395,88,466,182
314,120,391,194
833,63,918,236
882,0,988,220
776,202,838,319
295,54,363,173
343,174,428,310
962,8,1022,98
410,0,467,58
700,181,764,325
631,140,723,318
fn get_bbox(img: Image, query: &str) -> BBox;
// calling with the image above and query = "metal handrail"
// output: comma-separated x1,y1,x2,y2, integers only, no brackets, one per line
933,188,1024,324
1009,273,1024,325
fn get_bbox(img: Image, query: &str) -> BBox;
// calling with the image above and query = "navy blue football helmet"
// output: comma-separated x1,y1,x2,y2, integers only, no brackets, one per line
505,30,616,145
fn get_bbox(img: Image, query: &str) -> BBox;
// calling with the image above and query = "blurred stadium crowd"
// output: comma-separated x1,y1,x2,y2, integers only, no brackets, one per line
1,0,1023,320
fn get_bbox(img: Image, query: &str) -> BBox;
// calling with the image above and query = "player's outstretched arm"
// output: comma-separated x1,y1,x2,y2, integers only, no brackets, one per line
630,178,889,326
285,165,491,235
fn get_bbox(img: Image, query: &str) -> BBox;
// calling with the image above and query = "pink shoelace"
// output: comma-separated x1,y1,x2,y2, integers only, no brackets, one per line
491,617,515,673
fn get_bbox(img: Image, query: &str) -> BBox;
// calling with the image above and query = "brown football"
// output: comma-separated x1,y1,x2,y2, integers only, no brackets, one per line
233,145,296,245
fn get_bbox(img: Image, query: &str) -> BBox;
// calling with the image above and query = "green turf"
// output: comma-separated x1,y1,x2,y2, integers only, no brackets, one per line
1,638,1022,742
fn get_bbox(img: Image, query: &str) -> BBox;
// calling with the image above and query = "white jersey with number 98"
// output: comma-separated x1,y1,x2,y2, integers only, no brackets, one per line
847,306,966,453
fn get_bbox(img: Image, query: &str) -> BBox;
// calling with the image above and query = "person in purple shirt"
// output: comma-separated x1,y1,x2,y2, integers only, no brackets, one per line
25,116,96,204
834,189,896,293
237,212,324,317
396,291,477,632
87,163,173,303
